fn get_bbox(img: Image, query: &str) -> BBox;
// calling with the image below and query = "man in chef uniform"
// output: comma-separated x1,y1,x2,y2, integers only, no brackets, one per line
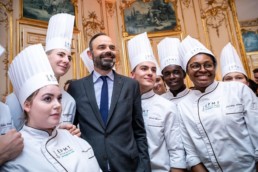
127,32,186,172
157,37,190,104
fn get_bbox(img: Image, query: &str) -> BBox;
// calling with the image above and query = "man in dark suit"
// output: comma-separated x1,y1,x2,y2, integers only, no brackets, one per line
68,33,151,172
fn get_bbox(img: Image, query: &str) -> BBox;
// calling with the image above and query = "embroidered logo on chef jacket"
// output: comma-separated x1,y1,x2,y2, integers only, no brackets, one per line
0,122,13,135
202,101,220,111
53,145,75,159
62,114,73,122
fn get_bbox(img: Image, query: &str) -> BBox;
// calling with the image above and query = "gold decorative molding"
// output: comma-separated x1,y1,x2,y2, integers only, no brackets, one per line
0,0,13,101
182,0,191,8
228,0,251,78
239,18,258,27
105,0,116,17
81,0,105,41
82,12,105,38
200,0,228,37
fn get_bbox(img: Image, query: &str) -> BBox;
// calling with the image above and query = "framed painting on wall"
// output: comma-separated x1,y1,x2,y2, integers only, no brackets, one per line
21,0,78,27
119,0,182,76
240,18,258,53
242,30,258,52
120,0,181,37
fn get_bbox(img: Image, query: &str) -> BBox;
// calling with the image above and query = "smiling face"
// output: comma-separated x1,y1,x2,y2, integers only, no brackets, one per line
24,85,62,134
47,49,72,81
87,35,116,74
223,72,249,85
187,53,216,92
131,61,157,94
153,75,167,95
162,65,186,91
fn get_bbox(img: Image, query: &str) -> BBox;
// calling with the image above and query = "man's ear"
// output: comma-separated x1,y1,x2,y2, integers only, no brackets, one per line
23,101,31,113
87,50,93,60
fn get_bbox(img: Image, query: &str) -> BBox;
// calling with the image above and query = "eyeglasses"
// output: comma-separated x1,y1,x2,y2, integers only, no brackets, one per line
188,62,214,71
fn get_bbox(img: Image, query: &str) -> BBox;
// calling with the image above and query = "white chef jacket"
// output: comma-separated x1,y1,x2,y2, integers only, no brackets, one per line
5,89,76,130
141,90,185,171
0,102,14,135
162,88,190,105
177,81,258,172
1,125,101,172
162,88,190,170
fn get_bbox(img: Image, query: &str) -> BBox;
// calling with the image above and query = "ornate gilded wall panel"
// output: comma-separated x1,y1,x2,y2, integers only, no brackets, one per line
0,0,13,102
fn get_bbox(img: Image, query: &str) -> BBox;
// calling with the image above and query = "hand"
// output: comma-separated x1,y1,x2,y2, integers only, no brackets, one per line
0,129,24,165
59,123,81,137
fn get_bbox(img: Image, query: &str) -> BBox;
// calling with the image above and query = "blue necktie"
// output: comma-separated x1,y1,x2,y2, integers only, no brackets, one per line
100,76,108,125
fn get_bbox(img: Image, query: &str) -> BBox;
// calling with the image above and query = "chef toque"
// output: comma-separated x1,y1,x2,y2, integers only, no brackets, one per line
0,44,5,57
45,13,75,53
8,44,58,108
157,37,182,71
156,65,162,76
127,32,157,71
220,42,247,78
80,48,94,73
178,35,215,71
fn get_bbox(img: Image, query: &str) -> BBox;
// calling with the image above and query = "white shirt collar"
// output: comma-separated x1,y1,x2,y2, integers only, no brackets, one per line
141,89,155,100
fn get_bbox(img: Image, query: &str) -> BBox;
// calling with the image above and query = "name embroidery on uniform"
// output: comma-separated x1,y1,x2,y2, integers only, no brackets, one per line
202,101,220,111
53,145,75,159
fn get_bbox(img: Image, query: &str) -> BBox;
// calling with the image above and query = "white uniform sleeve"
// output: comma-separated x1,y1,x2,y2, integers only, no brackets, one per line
242,85,258,162
5,93,24,130
167,103,187,168
178,106,202,168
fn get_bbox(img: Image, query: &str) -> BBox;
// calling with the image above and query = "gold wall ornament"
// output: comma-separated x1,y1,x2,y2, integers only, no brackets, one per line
105,0,116,17
0,0,13,100
200,0,228,37
82,12,105,38
228,0,251,78
182,0,191,8
240,18,258,28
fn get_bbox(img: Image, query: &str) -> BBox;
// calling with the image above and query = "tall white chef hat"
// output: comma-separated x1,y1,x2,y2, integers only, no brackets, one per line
80,48,94,73
8,44,58,108
45,13,75,53
127,32,157,71
178,35,216,71
157,37,182,71
156,65,162,76
0,44,5,57
220,42,247,78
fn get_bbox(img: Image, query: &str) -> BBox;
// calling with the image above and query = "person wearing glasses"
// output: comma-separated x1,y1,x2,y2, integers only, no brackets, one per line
177,35,258,172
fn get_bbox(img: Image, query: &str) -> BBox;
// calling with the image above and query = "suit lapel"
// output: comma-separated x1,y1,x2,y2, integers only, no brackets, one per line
106,73,123,126
83,74,106,129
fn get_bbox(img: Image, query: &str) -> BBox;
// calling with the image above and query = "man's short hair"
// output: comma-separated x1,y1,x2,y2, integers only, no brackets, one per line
89,33,107,51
